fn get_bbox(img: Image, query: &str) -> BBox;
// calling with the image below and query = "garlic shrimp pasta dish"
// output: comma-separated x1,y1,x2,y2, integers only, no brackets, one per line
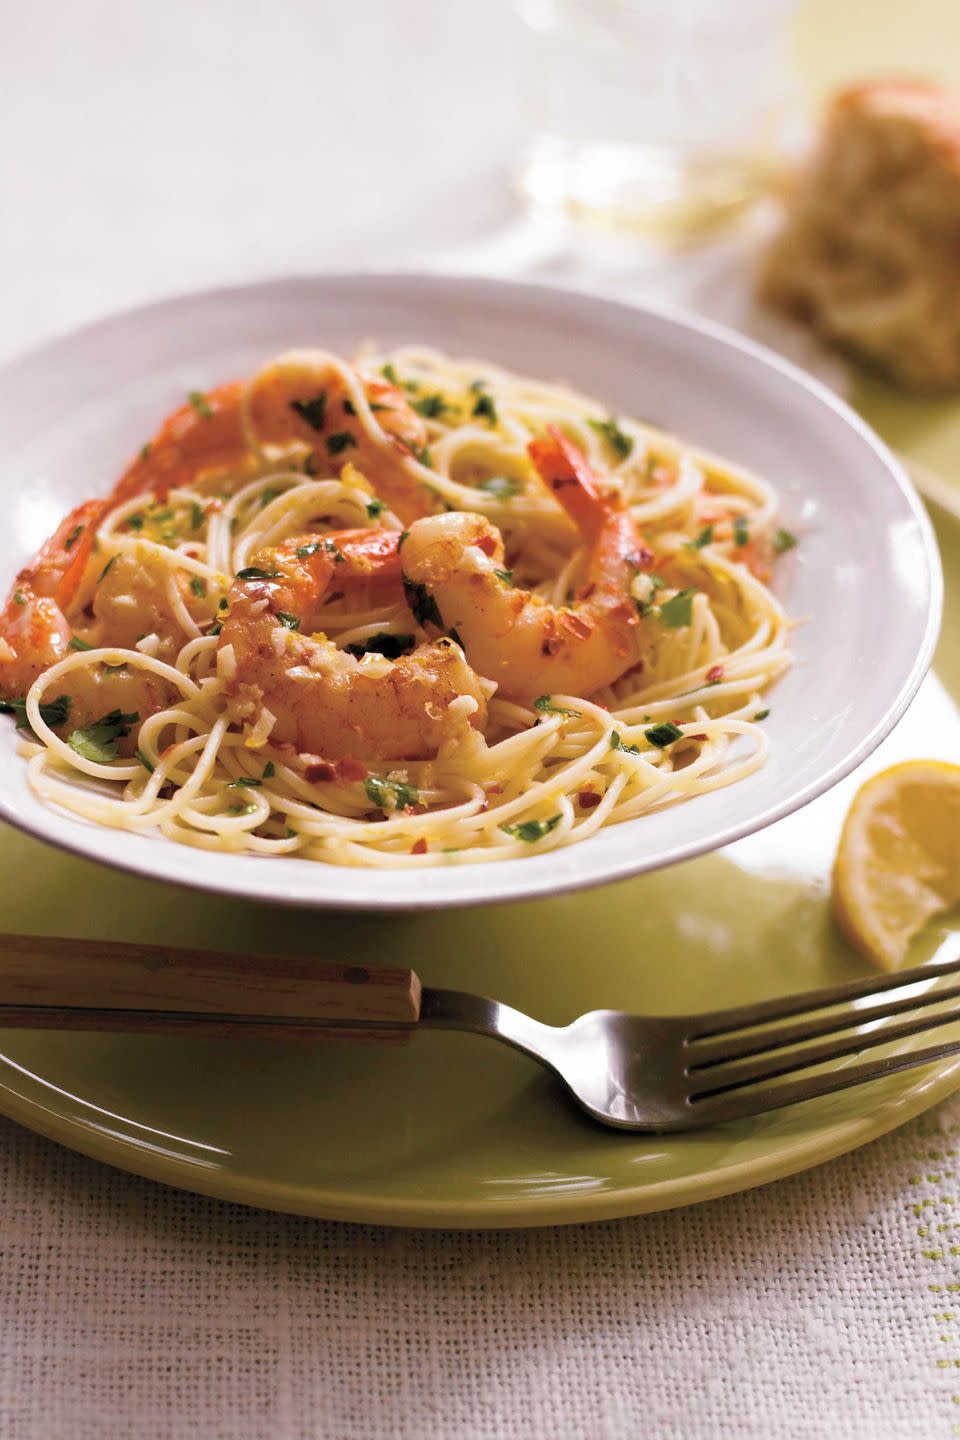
0,347,794,870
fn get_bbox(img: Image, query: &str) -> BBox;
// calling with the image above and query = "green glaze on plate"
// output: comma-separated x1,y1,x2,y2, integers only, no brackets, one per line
0,497,957,1227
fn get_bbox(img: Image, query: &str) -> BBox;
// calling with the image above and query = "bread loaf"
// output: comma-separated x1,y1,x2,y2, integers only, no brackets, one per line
760,81,960,390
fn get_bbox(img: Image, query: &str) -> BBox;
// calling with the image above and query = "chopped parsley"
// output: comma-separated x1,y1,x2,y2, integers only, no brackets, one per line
236,566,282,580
188,390,213,418
227,802,256,816
588,415,633,462
189,576,207,598
366,498,386,519
688,524,714,551
259,487,282,508
263,761,275,779
67,708,139,763
411,392,448,419
293,537,343,563
226,776,262,789
139,443,152,461
68,636,94,651
610,730,641,755
397,530,410,550
644,721,684,749
774,527,797,554
469,378,488,393
207,621,222,636
12,591,25,607
190,501,205,531
127,513,144,531
276,611,300,631
534,696,581,719
494,567,513,586
0,693,71,730
659,588,697,629
364,775,420,811
500,815,562,843
413,446,433,468
754,708,771,721
343,397,357,416
381,362,400,386
98,555,117,584
733,515,750,547
472,393,498,425
326,432,357,456
477,475,521,501
64,525,83,550
135,749,154,773
345,632,415,660
291,392,327,431
403,577,444,630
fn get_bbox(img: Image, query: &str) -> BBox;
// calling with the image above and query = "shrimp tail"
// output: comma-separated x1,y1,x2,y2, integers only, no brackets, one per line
528,426,654,574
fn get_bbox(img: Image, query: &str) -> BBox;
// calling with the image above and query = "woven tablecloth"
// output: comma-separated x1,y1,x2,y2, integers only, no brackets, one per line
3,1103,960,1440
5,2,960,1436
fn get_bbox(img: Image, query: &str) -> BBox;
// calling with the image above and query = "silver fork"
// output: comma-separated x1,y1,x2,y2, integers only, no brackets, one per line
419,952,960,1130
5,934,960,1132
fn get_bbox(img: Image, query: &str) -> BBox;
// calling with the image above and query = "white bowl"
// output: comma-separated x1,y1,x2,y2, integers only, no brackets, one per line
0,274,941,910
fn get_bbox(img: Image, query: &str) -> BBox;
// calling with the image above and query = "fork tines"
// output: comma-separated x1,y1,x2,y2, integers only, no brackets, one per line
683,949,960,1119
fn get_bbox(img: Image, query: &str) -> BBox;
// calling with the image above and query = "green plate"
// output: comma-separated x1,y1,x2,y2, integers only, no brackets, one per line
0,492,958,1227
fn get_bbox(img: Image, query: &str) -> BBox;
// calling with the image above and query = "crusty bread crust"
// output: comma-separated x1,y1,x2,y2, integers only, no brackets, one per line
760,80,960,391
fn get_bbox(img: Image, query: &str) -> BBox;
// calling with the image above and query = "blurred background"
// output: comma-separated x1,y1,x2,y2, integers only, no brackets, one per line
1,0,958,363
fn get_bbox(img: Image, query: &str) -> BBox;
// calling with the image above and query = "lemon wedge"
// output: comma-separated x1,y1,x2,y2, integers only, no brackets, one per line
832,761,960,969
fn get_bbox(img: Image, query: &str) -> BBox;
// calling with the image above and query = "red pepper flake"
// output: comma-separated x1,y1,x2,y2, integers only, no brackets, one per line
403,803,427,816
689,733,708,741
706,664,725,683
476,533,498,557
578,788,602,809
305,760,336,782
337,754,369,781
410,838,428,855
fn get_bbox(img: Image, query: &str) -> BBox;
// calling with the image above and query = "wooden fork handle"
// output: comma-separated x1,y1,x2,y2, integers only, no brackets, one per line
0,934,421,1043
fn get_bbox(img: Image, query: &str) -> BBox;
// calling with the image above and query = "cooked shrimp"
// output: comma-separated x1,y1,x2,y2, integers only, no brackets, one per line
219,529,485,762
244,351,433,521
0,500,103,695
0,497,196,731
111,351,434,521
399,427,652,702
112,382,250,507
